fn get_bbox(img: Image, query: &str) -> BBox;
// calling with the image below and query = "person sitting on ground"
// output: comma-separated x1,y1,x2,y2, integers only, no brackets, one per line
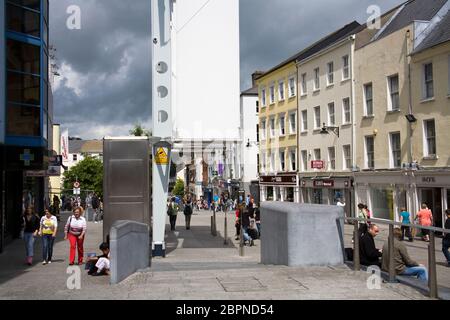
382,228,428,282
87,242,110,276
359,224,382,267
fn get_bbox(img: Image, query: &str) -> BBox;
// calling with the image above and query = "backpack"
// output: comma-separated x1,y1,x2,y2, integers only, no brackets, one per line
184,203,192,215
167,204,174,216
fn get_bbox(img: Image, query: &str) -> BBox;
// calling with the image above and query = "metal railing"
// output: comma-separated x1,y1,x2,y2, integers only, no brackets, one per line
339,217,449,299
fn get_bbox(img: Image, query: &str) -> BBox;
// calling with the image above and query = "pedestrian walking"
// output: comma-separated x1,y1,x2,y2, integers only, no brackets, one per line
443,209,450,267
400,207,413,242
92,193,100,223
53,195,61,221
22,207,40,266
39,208,58,265
357,203,369,235
167,198,178,231
416,203,433,242
234,207,241,240
64,207,87,265
184,197,193,230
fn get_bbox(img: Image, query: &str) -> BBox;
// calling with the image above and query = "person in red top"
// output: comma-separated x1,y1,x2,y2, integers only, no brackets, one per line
416,203,433,242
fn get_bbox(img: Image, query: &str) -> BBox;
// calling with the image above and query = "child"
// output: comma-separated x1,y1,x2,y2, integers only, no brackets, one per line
87,242,110,276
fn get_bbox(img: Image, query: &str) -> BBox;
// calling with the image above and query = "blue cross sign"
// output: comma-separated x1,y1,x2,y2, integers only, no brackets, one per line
20,149,35,166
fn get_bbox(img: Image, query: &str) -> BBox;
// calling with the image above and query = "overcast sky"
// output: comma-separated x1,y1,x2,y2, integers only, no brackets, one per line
50,0,404,139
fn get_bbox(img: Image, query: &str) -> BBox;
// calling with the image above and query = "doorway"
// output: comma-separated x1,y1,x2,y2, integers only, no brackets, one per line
420,188,443,229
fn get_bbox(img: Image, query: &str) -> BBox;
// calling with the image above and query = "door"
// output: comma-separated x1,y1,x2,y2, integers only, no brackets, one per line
421,188,443,231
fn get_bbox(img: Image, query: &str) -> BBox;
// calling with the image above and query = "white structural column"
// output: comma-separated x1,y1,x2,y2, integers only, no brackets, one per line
151,0,173,257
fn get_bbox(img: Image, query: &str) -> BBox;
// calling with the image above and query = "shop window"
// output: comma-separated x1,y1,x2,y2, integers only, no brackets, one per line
370,187,394,220
267,187,274,201
8,0,41,11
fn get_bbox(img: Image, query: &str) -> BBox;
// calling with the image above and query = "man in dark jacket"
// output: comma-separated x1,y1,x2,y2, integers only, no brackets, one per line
443,209,450,267
359,224,382,267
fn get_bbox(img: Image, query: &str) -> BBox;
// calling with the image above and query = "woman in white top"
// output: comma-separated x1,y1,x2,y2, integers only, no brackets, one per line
39,208,58,265
64,207,87,265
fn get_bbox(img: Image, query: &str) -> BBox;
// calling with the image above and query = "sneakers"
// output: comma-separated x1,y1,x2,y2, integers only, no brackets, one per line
42,261,47,265
48,261,52,264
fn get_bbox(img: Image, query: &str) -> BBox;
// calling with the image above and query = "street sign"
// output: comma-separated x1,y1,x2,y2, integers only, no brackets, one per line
73,181,80,188
73,188,81,195
311,160,325,169
155,147,169,165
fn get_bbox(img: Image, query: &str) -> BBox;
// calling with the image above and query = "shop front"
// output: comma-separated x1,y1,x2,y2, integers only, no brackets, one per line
259,174,299,203
299,176,354,217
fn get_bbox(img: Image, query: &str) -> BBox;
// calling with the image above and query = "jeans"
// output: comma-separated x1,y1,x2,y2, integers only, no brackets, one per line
23,232,36,257
401,226,413,241
242,227,251,242
185,214,192,230
93,208,100,222
42,235,55,262
401,266,428,281
443,239,450,264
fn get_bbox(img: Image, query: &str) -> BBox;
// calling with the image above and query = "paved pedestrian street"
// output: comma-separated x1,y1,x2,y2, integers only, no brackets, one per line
0,210,440,300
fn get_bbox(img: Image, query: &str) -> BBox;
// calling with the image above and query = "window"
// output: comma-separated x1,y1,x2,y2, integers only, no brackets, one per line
314,149,321,161
390,132,401,168
423,63,434,99
328,147,336,170
301,73,307,95
328,102,335,126
7,72,40,105
270,118,275,138
314,68,320,90
301,110,308,132
256,101,259,113
290,150,297,171
279,150,286,171
289,77,296,97
7,39,40,75
342,55,350,80
301,150,308,171
278,81,285,101
6,104,40,136
279,114,286,136
424,119,436,157
289,112,296,134
343,145,351,170
269,85,275,104
327,62,334,85
260,119,266,140
388,75,399,111
364,83,373,116
270,152,275,172
73,154,78,161
365,136,375,169
6,2,41,37
261,88,267,107
261,152,266,172
314,106,321,129
343,98,351,124
256,124,260,142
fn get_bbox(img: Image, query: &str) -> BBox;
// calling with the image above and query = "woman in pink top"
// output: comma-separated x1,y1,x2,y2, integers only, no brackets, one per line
416,203,433,242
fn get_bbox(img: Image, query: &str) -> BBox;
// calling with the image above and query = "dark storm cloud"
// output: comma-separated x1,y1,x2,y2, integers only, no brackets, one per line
51,0,406,138
239,0,405,90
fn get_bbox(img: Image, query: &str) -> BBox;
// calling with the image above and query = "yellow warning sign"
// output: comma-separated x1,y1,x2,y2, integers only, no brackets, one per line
155,147,169,165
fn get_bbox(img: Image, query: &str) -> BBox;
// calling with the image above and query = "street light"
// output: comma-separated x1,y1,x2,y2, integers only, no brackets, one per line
320,123,340,138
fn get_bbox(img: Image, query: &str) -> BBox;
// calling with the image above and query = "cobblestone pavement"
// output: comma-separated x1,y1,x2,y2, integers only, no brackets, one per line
0,210,435,300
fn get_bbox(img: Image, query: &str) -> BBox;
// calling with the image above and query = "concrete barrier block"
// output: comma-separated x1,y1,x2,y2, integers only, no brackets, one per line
110,220,150,284
261,202,345,267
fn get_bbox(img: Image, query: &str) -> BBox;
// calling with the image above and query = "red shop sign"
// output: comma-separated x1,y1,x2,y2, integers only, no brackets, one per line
311,160,325,169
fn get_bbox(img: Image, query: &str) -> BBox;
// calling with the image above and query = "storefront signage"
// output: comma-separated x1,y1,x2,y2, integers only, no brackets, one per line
313,180,335,188
311,160,325,169
422,177,436,183
260,175,297,186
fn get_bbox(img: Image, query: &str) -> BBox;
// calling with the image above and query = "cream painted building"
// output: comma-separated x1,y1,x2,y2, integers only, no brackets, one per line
296,22,362,217
408,12,450,229
353,0,449,224
257,61,299,202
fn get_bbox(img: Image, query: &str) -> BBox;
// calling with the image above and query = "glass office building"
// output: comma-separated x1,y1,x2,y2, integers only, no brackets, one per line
0,0,52,252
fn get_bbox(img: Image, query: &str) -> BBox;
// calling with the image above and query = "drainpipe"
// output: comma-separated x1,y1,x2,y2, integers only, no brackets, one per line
406,30,416,215
350,35,357,218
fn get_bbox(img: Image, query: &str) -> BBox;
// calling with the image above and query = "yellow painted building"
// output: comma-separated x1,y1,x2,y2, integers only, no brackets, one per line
256,61,298,202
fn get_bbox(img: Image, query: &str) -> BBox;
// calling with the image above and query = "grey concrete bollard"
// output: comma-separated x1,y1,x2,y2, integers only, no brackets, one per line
110,220,150,285
260,202,345,267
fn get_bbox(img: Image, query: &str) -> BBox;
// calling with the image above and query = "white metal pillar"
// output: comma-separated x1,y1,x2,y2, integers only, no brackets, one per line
151,0,173,257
